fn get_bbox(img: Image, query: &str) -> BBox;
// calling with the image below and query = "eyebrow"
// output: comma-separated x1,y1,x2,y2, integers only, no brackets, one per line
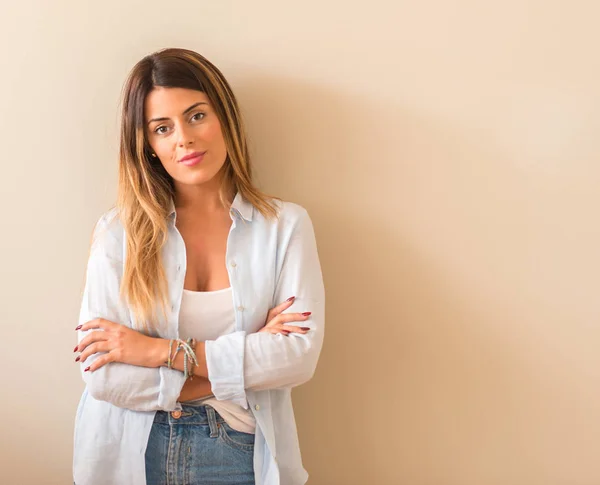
147,102,209,125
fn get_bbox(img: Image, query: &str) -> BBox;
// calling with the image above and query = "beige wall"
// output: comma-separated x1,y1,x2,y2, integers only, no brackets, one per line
1,1,599,484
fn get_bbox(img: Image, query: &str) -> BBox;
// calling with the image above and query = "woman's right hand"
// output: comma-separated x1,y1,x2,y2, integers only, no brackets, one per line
258,296,312,336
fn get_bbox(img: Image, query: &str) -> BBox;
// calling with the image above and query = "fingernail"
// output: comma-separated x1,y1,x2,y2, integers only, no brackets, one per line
301,327,310,331
75,356,80,362
302,312,311,316
73,345,78,352
84,366,90,372
286,296,296,302
75,325,82,330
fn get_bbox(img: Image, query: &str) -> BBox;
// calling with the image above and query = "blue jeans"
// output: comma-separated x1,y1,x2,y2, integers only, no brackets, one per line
145,403,256,485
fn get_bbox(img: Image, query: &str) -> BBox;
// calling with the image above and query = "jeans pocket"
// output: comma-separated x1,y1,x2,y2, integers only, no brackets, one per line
219,422,255,453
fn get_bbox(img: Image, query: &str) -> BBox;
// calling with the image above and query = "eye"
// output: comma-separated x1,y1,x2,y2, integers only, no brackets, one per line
154,125,168,135
191,112,205,122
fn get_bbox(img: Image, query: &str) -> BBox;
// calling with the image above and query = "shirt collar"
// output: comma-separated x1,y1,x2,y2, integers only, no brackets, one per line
167,190,253,223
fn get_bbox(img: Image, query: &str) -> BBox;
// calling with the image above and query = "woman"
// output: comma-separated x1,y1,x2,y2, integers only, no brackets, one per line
73,47,325,485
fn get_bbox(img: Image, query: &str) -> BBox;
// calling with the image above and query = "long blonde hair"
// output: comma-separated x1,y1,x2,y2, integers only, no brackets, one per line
115,47,280,333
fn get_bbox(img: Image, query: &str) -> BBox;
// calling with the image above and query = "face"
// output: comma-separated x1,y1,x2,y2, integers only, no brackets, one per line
144,87,228,191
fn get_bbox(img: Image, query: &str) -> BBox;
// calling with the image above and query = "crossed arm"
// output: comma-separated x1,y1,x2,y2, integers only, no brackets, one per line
75,295,310,403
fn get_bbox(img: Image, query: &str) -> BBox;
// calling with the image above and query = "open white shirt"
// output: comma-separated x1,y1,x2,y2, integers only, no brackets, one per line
73,192,326,485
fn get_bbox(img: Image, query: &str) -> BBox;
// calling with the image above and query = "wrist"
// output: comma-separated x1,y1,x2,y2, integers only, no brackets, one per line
150,338,171,368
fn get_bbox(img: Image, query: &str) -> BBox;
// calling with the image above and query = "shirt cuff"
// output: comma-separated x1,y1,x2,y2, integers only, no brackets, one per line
158,366,187,411
205,330,248,409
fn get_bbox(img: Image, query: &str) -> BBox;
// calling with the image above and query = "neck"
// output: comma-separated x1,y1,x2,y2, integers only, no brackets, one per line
173,179,234,217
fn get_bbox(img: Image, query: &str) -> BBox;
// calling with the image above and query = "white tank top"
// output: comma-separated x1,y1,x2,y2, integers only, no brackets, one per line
178,286,256,434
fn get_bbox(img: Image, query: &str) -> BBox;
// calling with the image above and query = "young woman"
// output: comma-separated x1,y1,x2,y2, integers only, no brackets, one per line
72,47,325,485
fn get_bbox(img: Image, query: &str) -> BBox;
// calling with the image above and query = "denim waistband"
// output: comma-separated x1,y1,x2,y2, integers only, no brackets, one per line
154,402,226,427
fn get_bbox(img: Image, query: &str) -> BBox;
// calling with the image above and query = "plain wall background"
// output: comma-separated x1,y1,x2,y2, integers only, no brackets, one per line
1,1,599,484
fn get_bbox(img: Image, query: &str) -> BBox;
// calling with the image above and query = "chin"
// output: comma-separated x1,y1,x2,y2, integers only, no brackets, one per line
182,171,221,186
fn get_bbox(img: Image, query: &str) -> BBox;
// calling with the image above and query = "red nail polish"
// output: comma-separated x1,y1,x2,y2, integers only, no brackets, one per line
73,345,78,352
75,325,82,330
301,327,310,330
286,296,295,302
302,312,311,316
84,366,90,372
75,356,80,362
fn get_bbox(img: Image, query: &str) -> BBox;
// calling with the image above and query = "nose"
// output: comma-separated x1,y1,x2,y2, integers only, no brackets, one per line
177,124,195,147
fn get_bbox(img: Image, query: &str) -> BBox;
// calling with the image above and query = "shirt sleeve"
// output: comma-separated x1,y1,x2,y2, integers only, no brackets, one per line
76,212,186,412
205,207,325,408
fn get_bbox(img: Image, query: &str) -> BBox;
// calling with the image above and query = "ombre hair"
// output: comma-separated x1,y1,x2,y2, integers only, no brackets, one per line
115,47,280,333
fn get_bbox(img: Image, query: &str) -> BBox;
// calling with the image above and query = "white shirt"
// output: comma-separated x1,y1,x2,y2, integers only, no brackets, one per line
179,286,256,434
73,192,326,485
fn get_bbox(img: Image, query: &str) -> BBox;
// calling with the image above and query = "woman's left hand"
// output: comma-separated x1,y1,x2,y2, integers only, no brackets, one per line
75,318,165,371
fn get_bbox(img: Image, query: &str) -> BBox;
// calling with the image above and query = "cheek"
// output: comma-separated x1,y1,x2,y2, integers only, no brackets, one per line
203,121,226,148
152,138,178,161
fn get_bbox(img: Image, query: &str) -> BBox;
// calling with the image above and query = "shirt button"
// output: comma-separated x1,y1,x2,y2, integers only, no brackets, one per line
177,265,181,271
237,305,245,312
254,404,260,411
230,261,237,267
171,410,182,419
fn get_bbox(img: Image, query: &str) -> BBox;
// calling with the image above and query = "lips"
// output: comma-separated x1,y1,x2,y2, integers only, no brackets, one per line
178,151,206,166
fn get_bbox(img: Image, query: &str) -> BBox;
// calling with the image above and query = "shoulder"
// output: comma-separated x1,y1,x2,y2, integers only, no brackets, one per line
266,198,312,226
90,207,125,254
253,198,317,241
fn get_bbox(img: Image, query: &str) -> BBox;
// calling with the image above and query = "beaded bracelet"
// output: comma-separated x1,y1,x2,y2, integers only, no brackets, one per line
170,339,182,368
186,338,197,380
173,338,199,379
184,339,199,378
165,337,199,379
183,340,188,378
166,339,174,368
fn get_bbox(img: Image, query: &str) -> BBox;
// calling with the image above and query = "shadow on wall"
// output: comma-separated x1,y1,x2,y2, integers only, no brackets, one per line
233,73,566,485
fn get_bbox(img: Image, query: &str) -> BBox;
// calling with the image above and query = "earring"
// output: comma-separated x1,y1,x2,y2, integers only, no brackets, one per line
151,153,157,158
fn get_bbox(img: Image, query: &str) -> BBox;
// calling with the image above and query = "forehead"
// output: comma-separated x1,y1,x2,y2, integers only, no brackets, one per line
144,87,210,118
